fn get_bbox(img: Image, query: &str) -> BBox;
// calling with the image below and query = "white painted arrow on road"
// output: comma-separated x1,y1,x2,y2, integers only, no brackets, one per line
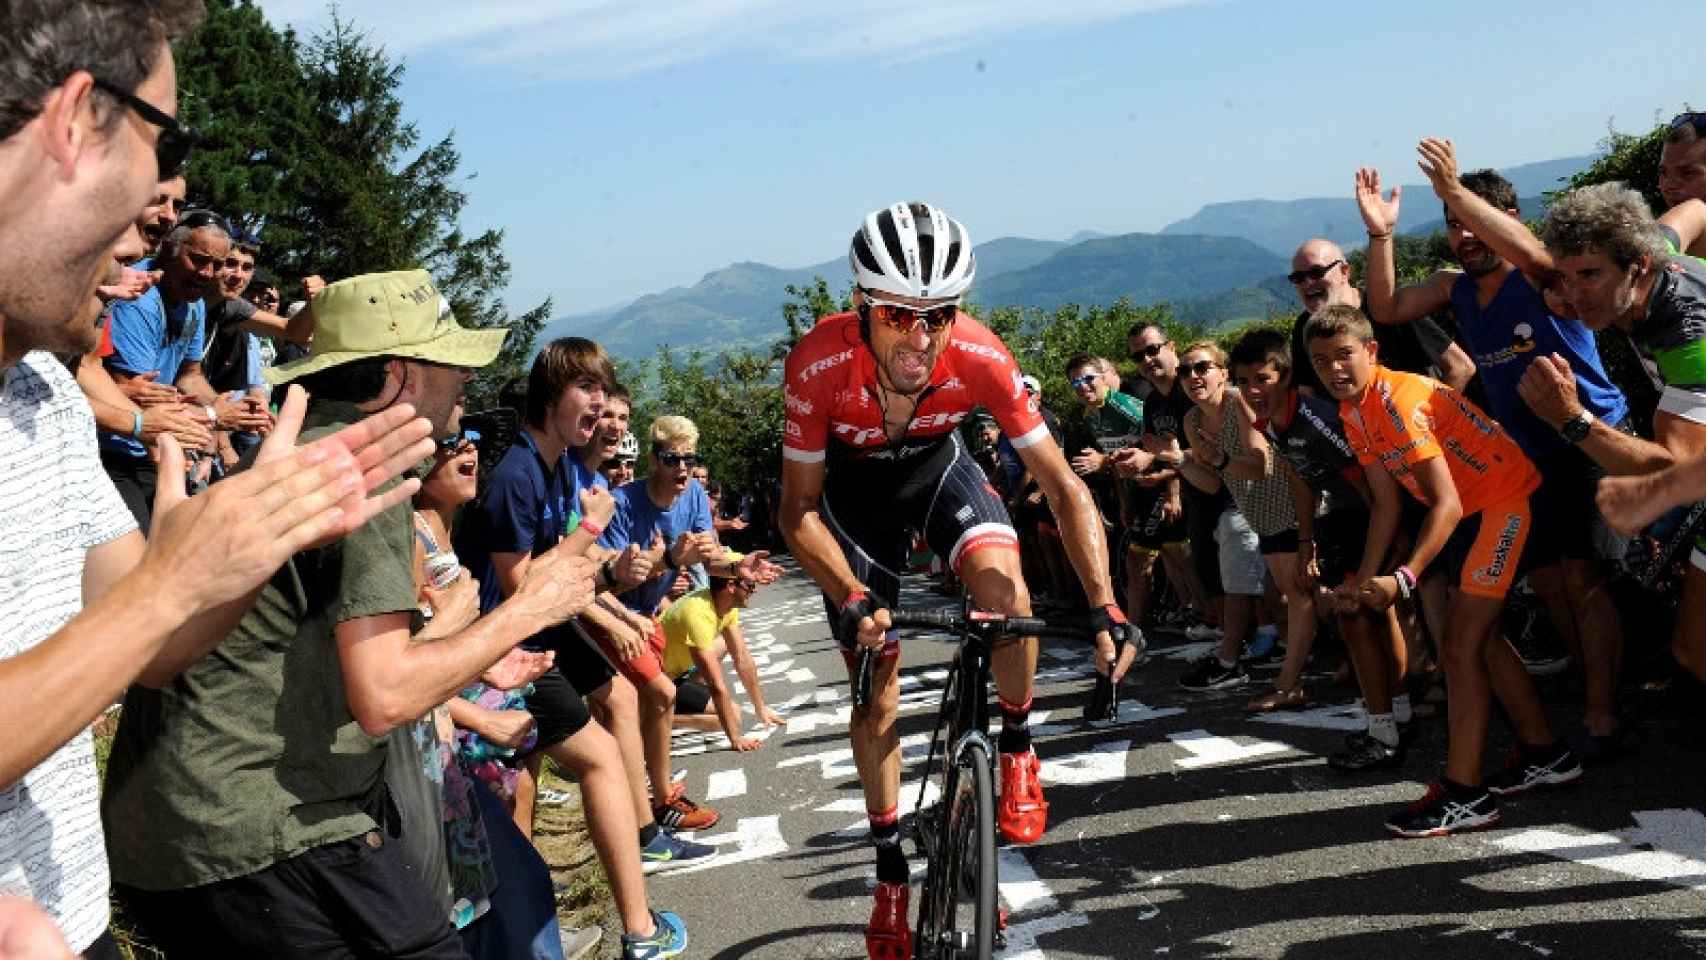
1490,808,1706,891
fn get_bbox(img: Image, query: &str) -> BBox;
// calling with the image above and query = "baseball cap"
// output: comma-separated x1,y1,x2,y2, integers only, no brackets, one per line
264,269,508,385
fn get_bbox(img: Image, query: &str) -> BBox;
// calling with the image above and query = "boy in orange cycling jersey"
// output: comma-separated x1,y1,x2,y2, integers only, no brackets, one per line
1304,304,1581,838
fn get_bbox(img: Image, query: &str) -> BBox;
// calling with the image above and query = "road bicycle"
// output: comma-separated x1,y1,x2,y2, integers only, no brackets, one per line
853,600,1084,960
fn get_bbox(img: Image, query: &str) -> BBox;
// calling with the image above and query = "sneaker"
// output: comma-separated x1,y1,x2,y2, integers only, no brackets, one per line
560,925,602,960
1567,725,1626,765
1505,606,1570,676
621,909,688,960
1485,743,1584,796
866,882,912,960
653,789,720,831
1328,732,1403,772
640,831,719,874
1244,685,1306,713
1385,782,1500,838
997,749,1049,844
1184,623,1224,643
1179,656,1247,691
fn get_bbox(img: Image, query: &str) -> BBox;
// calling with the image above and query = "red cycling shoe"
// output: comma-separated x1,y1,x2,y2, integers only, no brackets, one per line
998,749,1049,844
865,881,912,960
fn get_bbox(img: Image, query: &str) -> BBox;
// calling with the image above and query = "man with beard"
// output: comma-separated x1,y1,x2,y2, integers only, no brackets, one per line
101,270,636,957
779,202,1128,959
1658,113,1706,259
0,5,435,952
1359,142,1632,759
100,214,270,526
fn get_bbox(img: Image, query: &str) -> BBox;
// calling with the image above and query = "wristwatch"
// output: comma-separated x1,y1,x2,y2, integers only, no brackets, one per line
1559,409,1595,444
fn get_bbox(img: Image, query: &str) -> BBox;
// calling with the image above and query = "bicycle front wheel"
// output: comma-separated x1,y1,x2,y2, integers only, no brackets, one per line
941,738,997,959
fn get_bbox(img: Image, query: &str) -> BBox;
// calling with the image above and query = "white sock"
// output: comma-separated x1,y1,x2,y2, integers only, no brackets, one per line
1367,712,1399,748
1392,694,1413,725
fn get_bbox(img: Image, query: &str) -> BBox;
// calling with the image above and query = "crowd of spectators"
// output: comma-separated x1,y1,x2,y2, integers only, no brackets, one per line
972,125,1706,836
5,0,1706,957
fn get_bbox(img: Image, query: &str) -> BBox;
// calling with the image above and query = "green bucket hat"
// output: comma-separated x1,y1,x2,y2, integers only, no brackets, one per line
264,269,509,385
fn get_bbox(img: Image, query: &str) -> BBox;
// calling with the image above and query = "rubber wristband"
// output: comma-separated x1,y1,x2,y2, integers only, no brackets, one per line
1393,565,1416,599
130,410,144,441
578,519,604,539
1368,232,1393,240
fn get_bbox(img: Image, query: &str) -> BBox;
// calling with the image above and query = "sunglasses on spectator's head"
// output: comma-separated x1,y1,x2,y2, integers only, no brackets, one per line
862,295,958,335
1130,342,1167,361
1069,374,1099,390
656,451,701,468
1671,112,1706,136
1181,360,1220,379
177,209,232,235
93,77,199,178
1287,260,1345,285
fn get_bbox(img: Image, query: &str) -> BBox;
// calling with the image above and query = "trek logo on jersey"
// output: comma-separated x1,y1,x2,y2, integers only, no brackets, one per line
833,410,968,446
783,385,813,416
1471,512,1525,587
786,420,804,439
952,340,1005,364
1009,370,1026,400
799,349,855,383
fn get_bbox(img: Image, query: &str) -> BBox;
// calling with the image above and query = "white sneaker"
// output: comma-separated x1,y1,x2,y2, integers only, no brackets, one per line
1184,624,1224,642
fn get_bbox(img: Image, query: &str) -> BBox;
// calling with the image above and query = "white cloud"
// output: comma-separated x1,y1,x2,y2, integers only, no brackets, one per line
260,0,1212,79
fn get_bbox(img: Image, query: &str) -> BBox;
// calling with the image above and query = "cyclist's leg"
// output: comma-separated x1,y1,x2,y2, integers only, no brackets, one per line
1672,563,1706,682
818,484,912,900
919,435,1051,844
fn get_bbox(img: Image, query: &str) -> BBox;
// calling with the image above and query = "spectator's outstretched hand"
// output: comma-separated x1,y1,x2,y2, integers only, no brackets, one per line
1597,475,1665,537
481,647,555,691
138,385,434,618
736,550,784,584
1416,138,1461,199
580,485,616,530
97,266,158,303
120,370,184,407
1355,167,1401,236
512,539,599,625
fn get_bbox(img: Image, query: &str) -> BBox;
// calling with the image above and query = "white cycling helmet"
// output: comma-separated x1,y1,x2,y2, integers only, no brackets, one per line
616,432,639,459
849,201,976,301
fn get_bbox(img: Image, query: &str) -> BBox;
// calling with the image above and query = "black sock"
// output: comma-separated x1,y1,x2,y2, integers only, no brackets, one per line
1441,777,1485,799
998,696,1032,754
871,810,908,884
639,822,660,847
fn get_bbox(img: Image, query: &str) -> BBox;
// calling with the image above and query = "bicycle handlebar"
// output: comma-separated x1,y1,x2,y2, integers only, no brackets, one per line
849,607,1090,708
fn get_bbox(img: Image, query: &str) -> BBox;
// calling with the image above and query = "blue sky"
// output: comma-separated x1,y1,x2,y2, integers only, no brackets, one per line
260,0,1703,319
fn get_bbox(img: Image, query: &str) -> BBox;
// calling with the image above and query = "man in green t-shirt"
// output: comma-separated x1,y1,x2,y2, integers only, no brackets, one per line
99,271,683,957
662,574,785,752
1064,354,1150,682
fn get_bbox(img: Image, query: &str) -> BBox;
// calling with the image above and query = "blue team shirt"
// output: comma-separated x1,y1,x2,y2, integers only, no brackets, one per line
456,431,606,615
1449,271,1627,462
599,479,713,615
101,287,207,460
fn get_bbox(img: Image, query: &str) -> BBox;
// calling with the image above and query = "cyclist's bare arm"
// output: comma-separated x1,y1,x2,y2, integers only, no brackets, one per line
779,457,865,607
1016,435,1117,608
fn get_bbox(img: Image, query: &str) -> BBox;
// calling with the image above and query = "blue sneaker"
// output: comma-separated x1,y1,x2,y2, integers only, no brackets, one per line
641,830,718,874
1242,625,1278,663
622,909,688,959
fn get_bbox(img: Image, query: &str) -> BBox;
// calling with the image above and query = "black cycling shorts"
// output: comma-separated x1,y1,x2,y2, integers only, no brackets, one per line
820,431,1017,653
1127,487,1189,551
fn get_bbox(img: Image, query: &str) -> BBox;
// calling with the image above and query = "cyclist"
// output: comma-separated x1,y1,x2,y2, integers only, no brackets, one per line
778,202,1131,959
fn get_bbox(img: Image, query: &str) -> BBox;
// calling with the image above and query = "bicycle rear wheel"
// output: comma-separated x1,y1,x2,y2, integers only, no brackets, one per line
920,737,996,959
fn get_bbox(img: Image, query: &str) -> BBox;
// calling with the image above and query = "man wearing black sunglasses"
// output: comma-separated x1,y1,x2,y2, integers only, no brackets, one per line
0,4,437,956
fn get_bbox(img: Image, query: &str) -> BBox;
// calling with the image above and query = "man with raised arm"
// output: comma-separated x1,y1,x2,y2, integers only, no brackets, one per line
1357,141,1633,756
778,201,1131,960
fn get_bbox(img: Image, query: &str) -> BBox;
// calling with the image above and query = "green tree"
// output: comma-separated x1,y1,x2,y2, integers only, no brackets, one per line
1562,111,1696,213
177,1,550,403
774,276,852,358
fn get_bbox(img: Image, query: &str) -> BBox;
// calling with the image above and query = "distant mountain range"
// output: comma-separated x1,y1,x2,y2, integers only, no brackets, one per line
537,154,1595,360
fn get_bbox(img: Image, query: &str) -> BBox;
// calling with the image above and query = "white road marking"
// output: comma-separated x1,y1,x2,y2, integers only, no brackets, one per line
777,731,932,780
1033,699,1186,736
662,815,788,876
1489,808,1706,891
786,667,817,684
1249,702,1366,733
705,768,747,800
999,847,1092,959
757,658,797,678
1168,729,1291,769
1041,740,1132,786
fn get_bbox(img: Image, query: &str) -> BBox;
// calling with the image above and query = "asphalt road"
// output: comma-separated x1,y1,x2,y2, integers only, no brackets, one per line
644,559,1706,959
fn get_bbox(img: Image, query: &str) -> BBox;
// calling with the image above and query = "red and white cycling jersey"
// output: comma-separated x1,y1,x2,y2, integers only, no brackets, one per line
782,311,1050,478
